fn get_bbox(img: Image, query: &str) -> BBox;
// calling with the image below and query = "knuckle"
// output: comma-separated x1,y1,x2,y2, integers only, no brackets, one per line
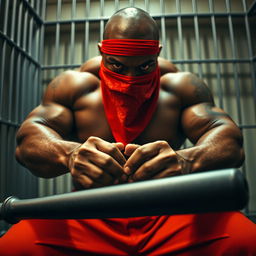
103,155,113,166
107,144,118,155
87,136,98,143
137,146,147,156
156,140,169,148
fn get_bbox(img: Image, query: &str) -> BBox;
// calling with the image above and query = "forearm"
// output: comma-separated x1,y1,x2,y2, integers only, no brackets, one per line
16,122,80,178
177,125,245,173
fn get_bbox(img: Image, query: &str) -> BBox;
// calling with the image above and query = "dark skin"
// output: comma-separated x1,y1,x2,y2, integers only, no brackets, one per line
15,8,244,189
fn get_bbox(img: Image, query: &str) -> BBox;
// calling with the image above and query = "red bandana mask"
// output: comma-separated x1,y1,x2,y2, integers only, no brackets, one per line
99,39,161,145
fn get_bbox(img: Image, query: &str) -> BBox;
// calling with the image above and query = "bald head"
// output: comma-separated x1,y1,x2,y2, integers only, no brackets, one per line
103,7,159,40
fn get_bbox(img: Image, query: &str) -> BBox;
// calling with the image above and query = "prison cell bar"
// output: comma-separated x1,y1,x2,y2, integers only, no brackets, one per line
209,0,224,108
0,169,249,224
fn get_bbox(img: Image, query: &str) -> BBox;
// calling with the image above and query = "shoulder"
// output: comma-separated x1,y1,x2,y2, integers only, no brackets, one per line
161,71,214,108
43,70,100,107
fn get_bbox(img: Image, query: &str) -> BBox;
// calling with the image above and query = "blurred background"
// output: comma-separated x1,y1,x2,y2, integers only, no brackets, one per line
0,0,256,230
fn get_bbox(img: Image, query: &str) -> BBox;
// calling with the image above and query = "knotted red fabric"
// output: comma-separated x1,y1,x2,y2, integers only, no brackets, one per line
99,62,160,145
101,39,160,56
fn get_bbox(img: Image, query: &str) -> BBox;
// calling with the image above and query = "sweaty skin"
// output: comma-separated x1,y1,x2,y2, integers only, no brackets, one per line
15,8,244,189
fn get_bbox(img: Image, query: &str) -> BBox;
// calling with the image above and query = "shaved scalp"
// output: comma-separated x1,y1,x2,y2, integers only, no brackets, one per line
103,7,159,40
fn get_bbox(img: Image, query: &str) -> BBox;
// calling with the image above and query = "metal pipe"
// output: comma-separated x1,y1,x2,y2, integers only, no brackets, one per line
43,13,246,26
176,0,184,70
226,0,242,125
209,0,223,108
192,0,202,78
0,169,249,224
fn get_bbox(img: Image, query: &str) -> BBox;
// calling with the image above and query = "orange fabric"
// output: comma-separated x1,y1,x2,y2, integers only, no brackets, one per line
100,63,160,145
0,212,256,256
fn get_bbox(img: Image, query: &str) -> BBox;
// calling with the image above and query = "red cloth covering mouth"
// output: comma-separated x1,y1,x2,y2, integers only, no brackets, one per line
99,62,160,145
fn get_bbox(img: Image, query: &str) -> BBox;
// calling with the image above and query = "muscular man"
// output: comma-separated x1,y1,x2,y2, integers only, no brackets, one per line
0,7,255,256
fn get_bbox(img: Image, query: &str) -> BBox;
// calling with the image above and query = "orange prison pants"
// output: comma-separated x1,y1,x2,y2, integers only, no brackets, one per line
0,211,256,256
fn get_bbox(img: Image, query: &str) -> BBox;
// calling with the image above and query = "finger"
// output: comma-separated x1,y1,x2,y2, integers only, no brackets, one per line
124,142,165,175
73,143,124,180
88,137,126,166
75,173,102,189
87,149,125,179
75,161,115,186
131,152,173,181
124,144,140,157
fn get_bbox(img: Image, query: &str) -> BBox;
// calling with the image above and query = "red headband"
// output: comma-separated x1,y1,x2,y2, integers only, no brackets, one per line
100,39,160,56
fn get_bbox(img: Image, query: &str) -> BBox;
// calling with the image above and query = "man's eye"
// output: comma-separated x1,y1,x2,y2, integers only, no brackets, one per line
140,64,150,71
112,63,123,70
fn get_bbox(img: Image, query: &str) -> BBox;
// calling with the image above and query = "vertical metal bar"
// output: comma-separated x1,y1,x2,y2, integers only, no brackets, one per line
144,0,149,12
84,0,90,61
14,54,21,123
115,0,119,11
23,6,29,51
160,0,167,59
243,0,256,107
192,0,202,78
0,0,9,118
38,0,46,103
0,125,7,202
55,0,61,75
226,0,242,125
70,0,76,64
209,0,223,108
100,0,104,42
17,0,23,47
7,47,15,121
129,0,134,7
3,0,10,35
0,42,6,119
29,15,34,57
11,0,17,40
176,0,184,70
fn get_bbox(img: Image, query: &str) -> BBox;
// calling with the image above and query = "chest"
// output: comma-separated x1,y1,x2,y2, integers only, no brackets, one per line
73,89,184,149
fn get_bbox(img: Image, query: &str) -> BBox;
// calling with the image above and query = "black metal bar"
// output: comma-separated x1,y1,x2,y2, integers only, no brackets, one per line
41,57,252,71
160,0,167,59
247,0,256,15
7,47,15,121
55,0,61,75
3,0,10,35
43,12,246,25
226,0,242,125
176,0,184,70
0,125,8,205
0,31,41,67
0,169,249,224
10,0,17,40
20,0,44,25
70,0,76,65
0,41,7,119
192,0,202,77
243,0,256,114
14,53,21,124
209,0,223,108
